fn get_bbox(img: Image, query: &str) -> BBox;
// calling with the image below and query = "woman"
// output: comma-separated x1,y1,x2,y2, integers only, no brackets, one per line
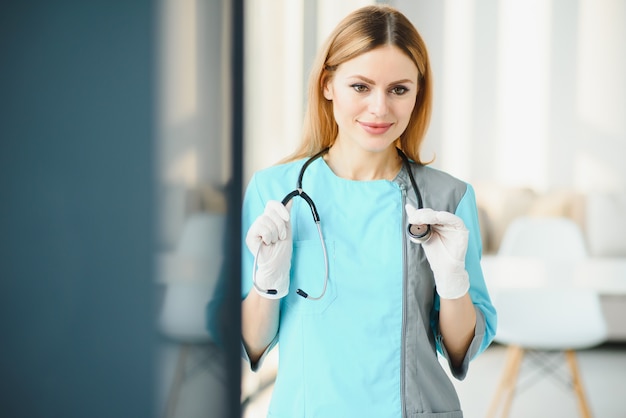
241,5,496,417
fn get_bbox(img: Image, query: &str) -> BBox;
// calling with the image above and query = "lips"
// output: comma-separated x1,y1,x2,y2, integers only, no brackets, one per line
358,121,394,135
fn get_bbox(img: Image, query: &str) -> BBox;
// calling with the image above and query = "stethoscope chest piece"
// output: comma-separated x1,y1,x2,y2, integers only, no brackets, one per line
407,223,432,243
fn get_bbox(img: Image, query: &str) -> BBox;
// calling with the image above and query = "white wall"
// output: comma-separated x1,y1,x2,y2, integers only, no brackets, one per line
243,0,305,181
392,0,626,193
158,0,231,190
157,0,232,250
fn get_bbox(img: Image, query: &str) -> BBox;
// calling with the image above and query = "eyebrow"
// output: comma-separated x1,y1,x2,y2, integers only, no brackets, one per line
349,75,416,85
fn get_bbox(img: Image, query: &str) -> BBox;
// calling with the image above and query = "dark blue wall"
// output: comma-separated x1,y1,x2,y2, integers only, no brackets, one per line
0,1,157,416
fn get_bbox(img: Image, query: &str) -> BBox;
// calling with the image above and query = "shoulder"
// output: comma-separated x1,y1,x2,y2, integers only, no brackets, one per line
245,159,306,202
252,159,303,182
415,164,467,191
407,164,469,212
249,159,307,187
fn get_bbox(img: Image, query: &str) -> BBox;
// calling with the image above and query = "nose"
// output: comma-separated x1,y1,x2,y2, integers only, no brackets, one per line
368,90,389,117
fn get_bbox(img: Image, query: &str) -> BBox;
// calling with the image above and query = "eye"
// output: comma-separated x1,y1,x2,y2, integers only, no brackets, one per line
390,86,409,95
350,83,369,93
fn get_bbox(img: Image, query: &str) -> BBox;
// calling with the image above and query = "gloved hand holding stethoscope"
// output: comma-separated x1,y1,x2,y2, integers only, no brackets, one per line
405,204,470,300
245,200,293,299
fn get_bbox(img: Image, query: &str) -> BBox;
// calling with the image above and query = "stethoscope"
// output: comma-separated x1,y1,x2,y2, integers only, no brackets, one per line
252,147,431,300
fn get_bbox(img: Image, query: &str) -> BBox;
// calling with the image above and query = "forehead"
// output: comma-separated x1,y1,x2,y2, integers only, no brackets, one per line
334,45,418,82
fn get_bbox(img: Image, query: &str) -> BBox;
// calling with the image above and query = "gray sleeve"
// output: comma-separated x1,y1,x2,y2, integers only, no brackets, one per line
439,307,486,381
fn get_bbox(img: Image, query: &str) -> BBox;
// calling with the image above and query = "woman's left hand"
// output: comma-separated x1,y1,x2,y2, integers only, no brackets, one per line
405,205,470,299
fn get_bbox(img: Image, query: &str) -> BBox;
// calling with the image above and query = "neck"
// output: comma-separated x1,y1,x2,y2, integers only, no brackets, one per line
324,144,401,181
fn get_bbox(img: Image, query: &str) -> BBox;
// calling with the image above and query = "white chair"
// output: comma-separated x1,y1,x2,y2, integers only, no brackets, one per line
158,213,226,418
486,217,608,418
158,213,226,342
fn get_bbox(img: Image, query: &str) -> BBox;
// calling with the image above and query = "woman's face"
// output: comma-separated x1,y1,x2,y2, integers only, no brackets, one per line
323,45,419,153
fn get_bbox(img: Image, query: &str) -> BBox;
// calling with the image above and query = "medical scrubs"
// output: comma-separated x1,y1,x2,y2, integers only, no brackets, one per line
241,156,497,418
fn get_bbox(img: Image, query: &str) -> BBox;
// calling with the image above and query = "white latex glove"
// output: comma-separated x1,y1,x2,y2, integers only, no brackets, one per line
405,204,470,299
246,200,292,299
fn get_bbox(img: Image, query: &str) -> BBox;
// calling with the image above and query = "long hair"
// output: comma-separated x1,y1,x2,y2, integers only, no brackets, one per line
282,5,433,164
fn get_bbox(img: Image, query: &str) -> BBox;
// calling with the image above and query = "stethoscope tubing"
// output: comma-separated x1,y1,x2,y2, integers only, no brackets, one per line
396,150,432,243
252,149,330,299
252,194,329,300
252,147,429,300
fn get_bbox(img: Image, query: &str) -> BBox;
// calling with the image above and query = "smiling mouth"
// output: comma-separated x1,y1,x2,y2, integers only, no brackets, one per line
359,121,394,134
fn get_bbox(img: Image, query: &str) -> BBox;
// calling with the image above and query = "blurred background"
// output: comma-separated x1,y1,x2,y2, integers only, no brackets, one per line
242,0,626,417
1,0,243,417
2,0,625,417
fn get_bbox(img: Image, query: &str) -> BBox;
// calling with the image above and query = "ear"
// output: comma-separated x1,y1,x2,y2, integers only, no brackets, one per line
323,82,333,101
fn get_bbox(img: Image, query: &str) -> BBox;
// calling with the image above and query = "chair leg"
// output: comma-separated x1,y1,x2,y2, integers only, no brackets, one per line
565,350,593,418
500,346,524,418
486,347,514,418
486,345,525,418
163,343,190,418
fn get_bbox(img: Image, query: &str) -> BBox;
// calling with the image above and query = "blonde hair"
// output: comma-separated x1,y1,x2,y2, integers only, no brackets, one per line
282,5,433,164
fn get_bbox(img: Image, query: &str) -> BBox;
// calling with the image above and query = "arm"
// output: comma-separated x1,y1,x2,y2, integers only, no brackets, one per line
438,185,497,373
241,179,293,367
242,291,281,365
451,184,497,359
406,187,496,372
438,294,477,368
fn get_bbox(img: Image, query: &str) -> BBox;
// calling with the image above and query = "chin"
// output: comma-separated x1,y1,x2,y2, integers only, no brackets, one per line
359,139,398,154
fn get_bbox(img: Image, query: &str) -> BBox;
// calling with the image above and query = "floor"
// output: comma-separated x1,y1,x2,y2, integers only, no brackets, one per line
157,340,231,418
241,343,626,418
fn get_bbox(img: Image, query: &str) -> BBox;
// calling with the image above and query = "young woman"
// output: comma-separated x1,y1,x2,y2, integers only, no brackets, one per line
241,5,496,417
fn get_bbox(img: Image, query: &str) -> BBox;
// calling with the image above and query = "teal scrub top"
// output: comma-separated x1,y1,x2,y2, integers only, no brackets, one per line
241,156,496,418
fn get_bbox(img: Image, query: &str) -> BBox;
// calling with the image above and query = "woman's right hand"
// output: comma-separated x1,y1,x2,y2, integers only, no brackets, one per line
246,200,293,298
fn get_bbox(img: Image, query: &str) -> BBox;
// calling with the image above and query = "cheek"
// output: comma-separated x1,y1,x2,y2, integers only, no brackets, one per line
393,101,417,131
397,100,417,120
332,93,362,118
